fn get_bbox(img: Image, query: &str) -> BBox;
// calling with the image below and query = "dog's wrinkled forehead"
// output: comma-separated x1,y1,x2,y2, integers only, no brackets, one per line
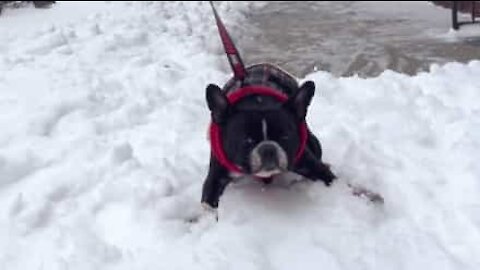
224,108,298,142
231,95,284,112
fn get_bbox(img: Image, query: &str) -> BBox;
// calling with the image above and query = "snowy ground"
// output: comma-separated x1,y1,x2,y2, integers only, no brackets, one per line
1,2,480,270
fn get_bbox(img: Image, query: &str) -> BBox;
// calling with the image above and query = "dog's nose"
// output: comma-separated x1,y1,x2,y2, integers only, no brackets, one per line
258,143,279,170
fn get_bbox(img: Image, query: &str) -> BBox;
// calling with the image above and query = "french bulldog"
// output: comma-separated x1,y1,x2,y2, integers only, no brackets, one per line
201,64,336,210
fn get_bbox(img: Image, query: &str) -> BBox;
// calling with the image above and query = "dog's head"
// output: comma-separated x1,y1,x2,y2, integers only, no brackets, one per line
206,81,315,178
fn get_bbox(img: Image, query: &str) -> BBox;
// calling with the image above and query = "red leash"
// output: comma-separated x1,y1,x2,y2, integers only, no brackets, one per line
208,2,309,178
209,1,247,81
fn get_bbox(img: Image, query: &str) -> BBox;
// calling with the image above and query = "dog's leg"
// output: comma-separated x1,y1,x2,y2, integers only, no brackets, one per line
307,130,323,160
294,149,336,186
201,156,231,209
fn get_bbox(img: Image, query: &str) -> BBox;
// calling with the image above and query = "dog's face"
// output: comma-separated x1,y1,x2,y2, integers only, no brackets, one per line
207,81,315,178
222,109,298,177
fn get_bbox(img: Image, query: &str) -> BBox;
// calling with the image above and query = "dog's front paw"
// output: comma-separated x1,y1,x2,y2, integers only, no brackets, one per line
323,178,334,187
201,202,219,221
317,162,336,185
320,170,336,186
187,203,219,224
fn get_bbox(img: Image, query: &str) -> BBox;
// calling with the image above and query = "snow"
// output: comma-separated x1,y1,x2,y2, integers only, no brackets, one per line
443,25,480,42
1,1,480,270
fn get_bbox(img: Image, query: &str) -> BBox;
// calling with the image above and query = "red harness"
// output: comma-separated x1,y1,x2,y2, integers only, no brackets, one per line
209,86,308,175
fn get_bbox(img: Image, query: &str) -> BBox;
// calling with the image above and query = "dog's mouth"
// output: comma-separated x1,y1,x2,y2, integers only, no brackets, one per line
253,168,284,178
250,141,288,178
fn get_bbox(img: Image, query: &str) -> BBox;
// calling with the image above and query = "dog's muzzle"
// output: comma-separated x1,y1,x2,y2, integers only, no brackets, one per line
250,141,288,178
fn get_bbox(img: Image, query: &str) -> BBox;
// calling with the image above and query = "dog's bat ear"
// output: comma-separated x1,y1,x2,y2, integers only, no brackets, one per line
286,80,315,120
206,84,229,123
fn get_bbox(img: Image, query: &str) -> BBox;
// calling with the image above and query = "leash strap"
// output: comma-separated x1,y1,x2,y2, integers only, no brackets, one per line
209,1,247,81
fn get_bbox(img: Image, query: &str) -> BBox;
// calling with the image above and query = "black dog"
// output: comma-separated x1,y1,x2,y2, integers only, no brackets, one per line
201,64,336,209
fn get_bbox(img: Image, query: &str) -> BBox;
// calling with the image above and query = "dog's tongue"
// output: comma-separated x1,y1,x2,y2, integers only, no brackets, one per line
254,169,282,179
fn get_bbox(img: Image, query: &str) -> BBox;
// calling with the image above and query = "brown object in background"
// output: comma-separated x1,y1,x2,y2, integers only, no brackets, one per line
432,1,480,29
